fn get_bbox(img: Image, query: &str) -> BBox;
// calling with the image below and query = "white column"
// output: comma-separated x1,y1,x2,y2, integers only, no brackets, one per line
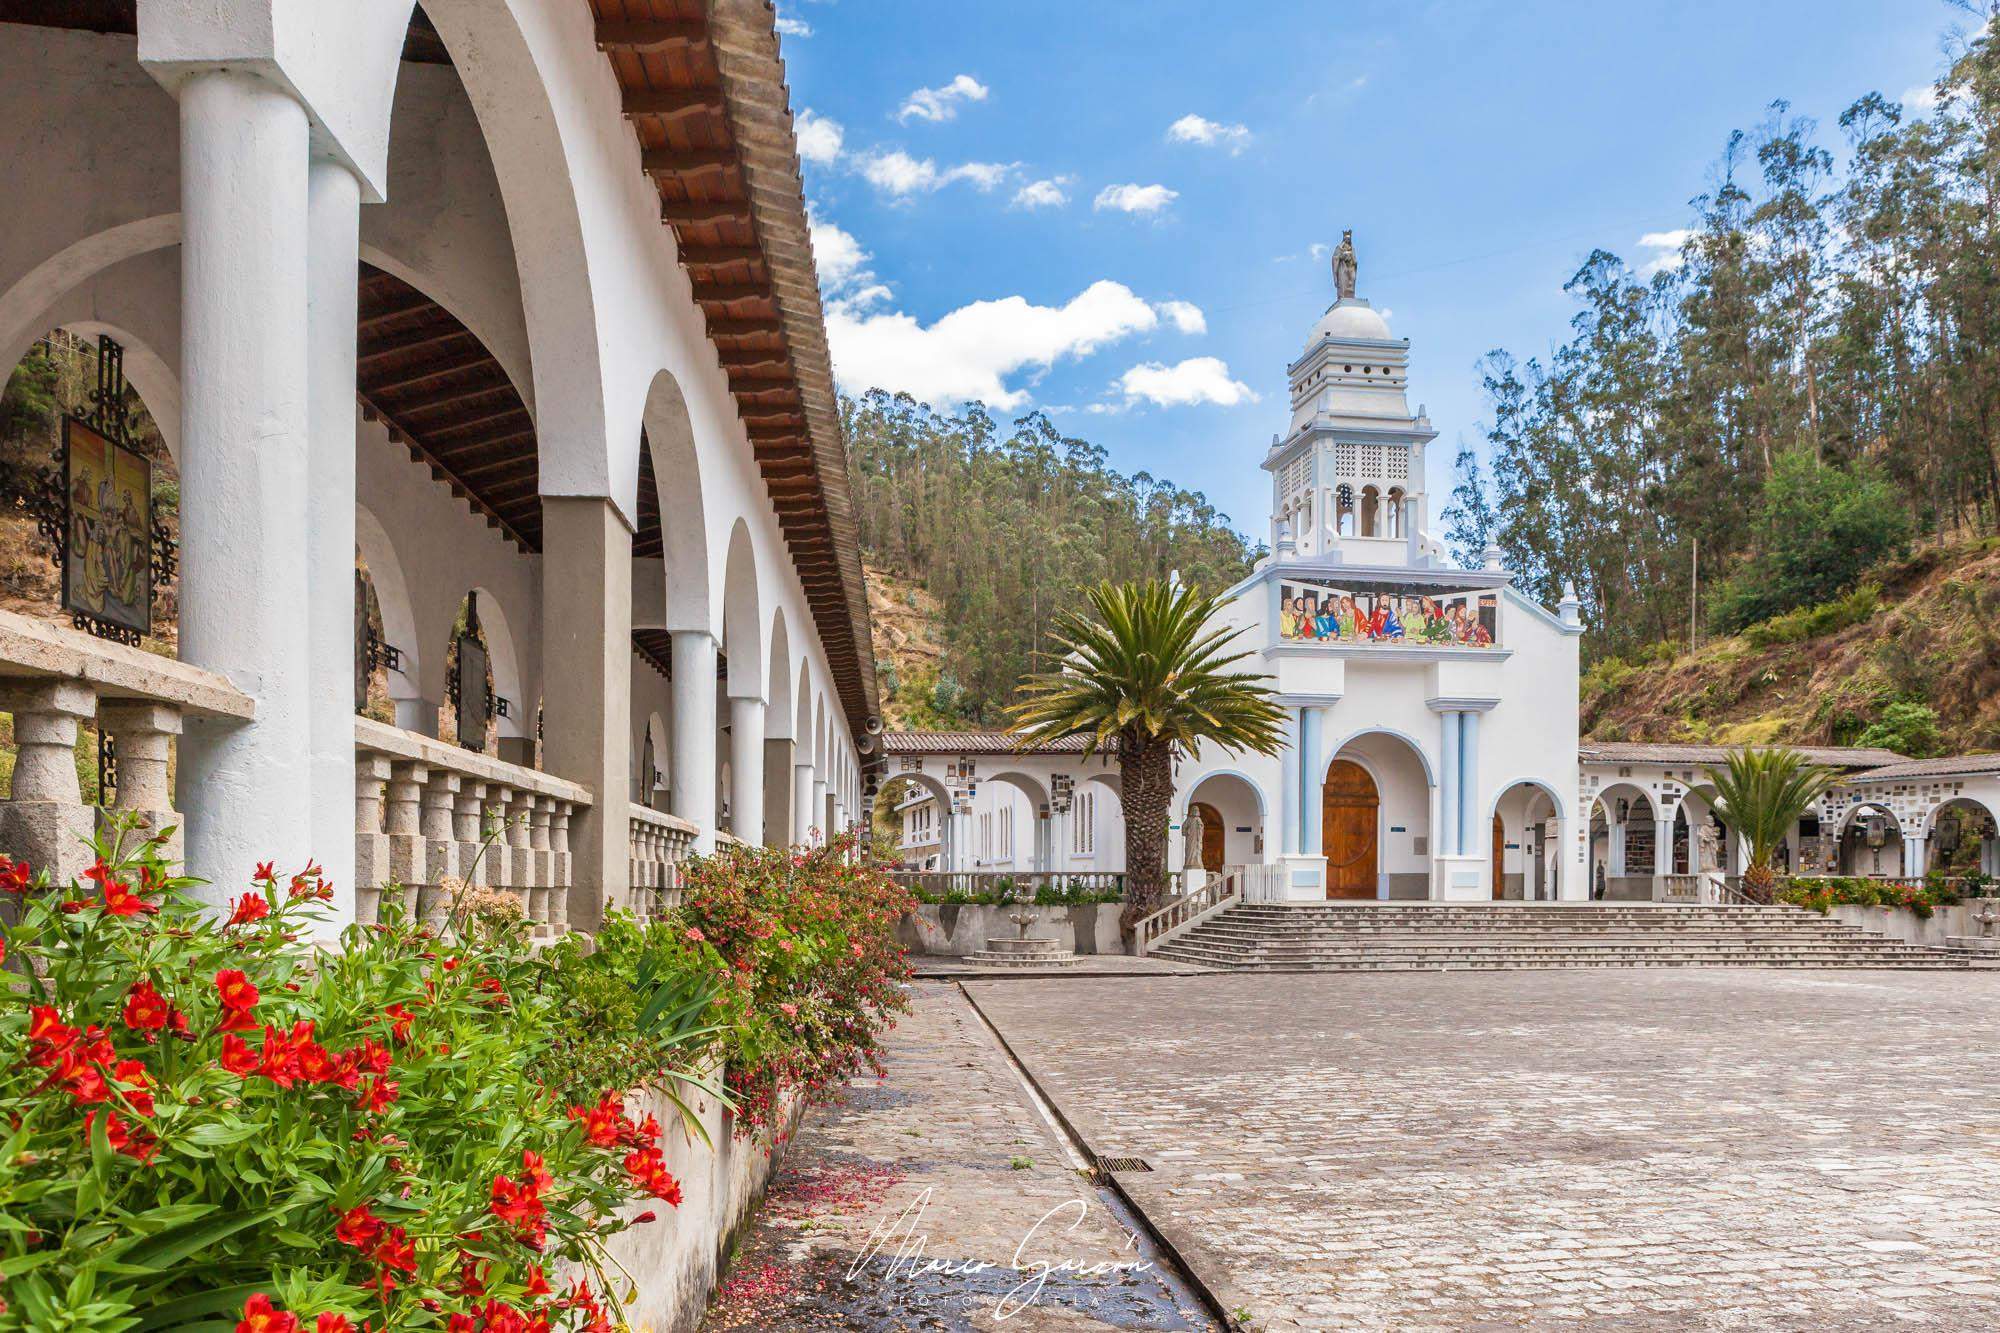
305,156,362,931
175,69,314,900
792,761,815,846
1278,707,1302,856
728,696,765,844
669,631,718,852
813,778,829,846
1458,709,1481,861
1301,707,1325,857
1438,711,1462,857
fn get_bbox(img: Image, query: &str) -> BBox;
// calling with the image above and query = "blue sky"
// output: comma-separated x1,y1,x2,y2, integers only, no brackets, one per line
778,0,1959,541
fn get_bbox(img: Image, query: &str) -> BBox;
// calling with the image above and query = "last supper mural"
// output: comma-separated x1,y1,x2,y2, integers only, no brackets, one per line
1278,578,1498,647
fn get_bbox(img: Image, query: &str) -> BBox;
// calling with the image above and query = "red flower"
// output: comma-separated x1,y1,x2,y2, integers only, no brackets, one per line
113,1060,155,1117
295,1041,339,1084
348,1037,394,1075
254,861,277,883
227,893,270,926
355,1077,399,1115
28,1005,77,1065
122,980,172,1033
621,1146,682,1205
383,1003,414,1043
489,1174,547,1246
334,1204,382,1250
100,878,156,917
236,1294,299,1333
215,969,260,1012
524,1266,551,1299
82,1109,157,1164
371,1225,416,1274
255,1020,317,1088
520,1149,551,1192
568,1091,627,1147
0,854,31,893
220,1034,259,1076
313,1317,351,1333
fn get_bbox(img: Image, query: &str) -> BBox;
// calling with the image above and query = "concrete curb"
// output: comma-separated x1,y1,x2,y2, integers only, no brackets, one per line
956,981,1259,1333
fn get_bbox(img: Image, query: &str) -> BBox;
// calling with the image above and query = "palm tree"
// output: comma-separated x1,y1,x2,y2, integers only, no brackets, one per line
1007,578,1285,932
1701,746,1839,902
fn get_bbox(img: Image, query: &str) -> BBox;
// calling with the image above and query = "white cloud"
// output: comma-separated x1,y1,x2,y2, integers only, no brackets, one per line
1094,182,1179,215
1901,82,1942,113
1309,242,1330,261
898,74,990,124
1154,299,1206,335
795,108,844,166
1012,177,1071,209
1635,228,1693,278
1167,113,1251,152
1117,357,1258,408
854,149,1010,197
826,280,1166,409
775,15,812,37
808,212,868,290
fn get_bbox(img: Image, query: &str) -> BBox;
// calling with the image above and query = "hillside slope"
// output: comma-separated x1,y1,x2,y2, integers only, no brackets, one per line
1583,538,2000,754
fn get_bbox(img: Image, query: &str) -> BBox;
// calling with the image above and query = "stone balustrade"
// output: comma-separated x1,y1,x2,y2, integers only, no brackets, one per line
0,610,252,884
354,716,591,935
629,802,698,917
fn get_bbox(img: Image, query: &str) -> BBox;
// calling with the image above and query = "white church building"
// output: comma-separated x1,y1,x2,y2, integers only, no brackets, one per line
880,241,2000,904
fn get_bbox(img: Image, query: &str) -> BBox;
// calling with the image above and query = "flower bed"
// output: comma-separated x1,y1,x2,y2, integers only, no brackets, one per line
0,824,910,1329
1778,872,1992,920
907,879,1124,907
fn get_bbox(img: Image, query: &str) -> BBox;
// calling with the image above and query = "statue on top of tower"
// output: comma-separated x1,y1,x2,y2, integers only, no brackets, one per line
1332,229,1357,300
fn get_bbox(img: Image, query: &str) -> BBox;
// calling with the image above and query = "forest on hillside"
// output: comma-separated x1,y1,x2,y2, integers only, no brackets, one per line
843,390,1257,725
1446,9,2000,667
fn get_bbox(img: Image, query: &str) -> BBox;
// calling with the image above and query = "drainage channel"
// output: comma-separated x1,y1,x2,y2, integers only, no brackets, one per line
954,981,1235,1333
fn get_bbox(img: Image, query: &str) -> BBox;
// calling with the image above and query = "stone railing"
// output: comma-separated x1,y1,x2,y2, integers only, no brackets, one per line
883,870,1125,898
0,610,252,882
1134,865,1243,956
630,802,698,916
354,717,591,936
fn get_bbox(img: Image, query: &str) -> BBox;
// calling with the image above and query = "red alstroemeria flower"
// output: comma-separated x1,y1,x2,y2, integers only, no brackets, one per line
83,1108,157,1165
489,1174,547,1244
235,1293,298,1333
372,1225,416,1274
253,861,277,883
101,878,157,917
382,1003,415,1044
122,980,172,1033
112,1060,155,1117
227,893,270,927
348,1038,393,1075
313,1316,351,1333
333,1203,382,1250
0,854,32,893
28,1006,76,1066
355,1077,399,1115
214,969,260,1013
520,1149,551,1192
220,1033,259,1076
621,1145,682,1205
524,1265,551,1300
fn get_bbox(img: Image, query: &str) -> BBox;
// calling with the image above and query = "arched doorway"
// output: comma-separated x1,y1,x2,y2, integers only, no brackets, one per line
1322,760,1379,899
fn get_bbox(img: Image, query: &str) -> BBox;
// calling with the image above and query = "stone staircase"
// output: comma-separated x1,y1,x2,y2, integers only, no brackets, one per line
1150,902,1971,971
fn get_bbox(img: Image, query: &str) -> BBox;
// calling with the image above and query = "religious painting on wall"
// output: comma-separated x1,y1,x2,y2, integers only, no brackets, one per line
62,416,153,636
1277,577,1498,648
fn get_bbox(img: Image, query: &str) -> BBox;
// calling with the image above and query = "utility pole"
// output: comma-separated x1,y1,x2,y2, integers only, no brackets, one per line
1690,537,1699,655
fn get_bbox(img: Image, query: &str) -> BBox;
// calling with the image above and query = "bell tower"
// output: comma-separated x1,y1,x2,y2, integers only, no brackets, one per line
1264,233,1439,568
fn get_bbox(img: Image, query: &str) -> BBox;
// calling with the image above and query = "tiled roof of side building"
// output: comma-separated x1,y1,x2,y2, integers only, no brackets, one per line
1577,741,1910,770
1848,752,2000,782
879,731,1092,754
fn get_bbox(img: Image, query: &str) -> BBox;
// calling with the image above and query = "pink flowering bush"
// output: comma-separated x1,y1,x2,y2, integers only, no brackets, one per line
0,827,697,1330
672,832,914,1133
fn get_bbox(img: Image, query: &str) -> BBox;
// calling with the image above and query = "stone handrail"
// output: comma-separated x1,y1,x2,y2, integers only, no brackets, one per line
354,716,591,936
1134,865,1242,956
883,870,1126,897
0,610,252,881
1654,874,1702,902
630,802,698,916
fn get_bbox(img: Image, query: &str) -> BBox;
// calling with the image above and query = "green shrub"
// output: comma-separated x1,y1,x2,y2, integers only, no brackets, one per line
1853,699,1943,758
1740,583,1880,649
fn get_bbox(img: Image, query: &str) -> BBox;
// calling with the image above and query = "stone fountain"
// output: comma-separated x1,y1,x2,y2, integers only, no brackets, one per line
967,886,1077,967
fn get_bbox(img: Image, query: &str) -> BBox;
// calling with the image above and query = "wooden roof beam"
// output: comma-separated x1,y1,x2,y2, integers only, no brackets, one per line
704,316,784,337
681,244,767,266
642,149,740,175
621,87,726,119
364,346,497,394
358,325,472,364
596,18,707,53
661,200,753,226
693,281,776,303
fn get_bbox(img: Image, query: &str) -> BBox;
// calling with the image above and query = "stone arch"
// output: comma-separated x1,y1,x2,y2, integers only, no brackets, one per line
765,608,794,737
1837,799,1904,877
721,518,763,699
1324,731,1432,900
641,371,710,633
640,711,669,808
469,584,527,739
794,659,813,750
57,319,183,463
1322,726,1438,787
1073,772,1126,872
0,215,183,386
1590,783,1660,899
405,0,619,507
878,771,954,871
1182,770,1266,869
1922,795,2000,877
1488,779,1567,901
355,502,423,723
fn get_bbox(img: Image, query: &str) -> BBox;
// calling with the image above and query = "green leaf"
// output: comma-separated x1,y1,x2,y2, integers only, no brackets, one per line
132,1282,273,1331
118,1205,286,1273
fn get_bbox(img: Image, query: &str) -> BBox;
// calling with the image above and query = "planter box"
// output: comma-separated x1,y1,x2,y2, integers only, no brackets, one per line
1827,897,2000,949
602,1073,804,1331
898,902,1128,956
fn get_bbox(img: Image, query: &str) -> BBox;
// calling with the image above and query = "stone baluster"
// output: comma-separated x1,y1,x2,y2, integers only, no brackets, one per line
0,681,98,887
528,796,554,931
418,770,459,929
454,781,488,887
550,801,572,933
97,701,185,865
353,754,390,925
384,761,428,921
507,789,535,916
481,785,513,890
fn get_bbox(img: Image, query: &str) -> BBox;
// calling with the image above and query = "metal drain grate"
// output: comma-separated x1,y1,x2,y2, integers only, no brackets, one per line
1094,1155,1153,1173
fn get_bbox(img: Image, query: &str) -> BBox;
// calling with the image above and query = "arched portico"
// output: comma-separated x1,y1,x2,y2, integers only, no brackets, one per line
1589,784,1659,900
1487,780,1567,901
1922,797,2000,878
1181,771,1267,872
1321,732,1431,900
1838,801,1905,877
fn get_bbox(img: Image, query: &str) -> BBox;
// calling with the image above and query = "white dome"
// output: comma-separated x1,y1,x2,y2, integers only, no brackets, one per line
1310,298,1392,344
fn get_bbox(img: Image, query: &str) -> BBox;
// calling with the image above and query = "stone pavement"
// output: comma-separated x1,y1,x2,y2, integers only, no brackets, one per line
699,981,1216,1331
969,970,2000,1332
